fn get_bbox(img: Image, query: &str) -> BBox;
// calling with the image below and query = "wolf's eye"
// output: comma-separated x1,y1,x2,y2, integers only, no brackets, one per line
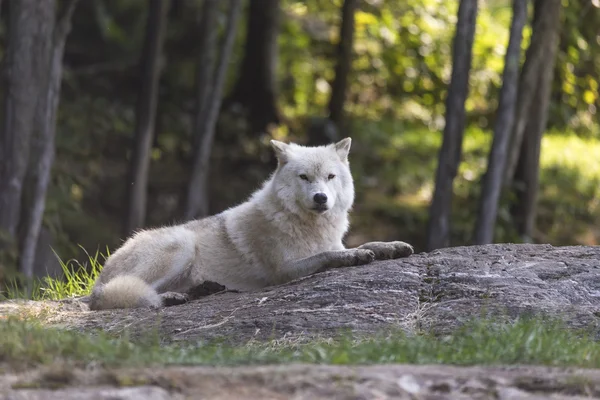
299,174,309,181
328,174,336,180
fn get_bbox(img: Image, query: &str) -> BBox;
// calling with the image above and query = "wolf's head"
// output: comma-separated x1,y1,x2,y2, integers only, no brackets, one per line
269,138,355,217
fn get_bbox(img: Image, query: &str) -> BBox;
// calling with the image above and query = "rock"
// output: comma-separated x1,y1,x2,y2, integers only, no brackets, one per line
2,386,178,400
27,243,599,344
2,364,600,399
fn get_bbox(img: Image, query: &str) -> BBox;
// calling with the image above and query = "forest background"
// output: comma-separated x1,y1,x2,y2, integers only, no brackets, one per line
0,0,598,286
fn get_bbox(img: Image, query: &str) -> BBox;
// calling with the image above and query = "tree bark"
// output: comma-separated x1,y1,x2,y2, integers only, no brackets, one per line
124,0,169,235
18,0,80,279
185,0,244,219
510,0,561,241
328,0,357,129
226,0,280,135
426,0,478,251
473,0,527,245
0,0,54,245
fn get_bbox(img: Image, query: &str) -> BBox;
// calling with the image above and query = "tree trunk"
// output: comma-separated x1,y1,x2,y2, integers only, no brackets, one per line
124,0,169,235
308,0,357,147
181,0,220,220
510,0,561,242
185,0,244,220
426,0,478,251
189,0,219,179
226,0,280,135
328,0,357,129
473,0,527,245
0,0,54,245
18,0,79,279
503,0,555,185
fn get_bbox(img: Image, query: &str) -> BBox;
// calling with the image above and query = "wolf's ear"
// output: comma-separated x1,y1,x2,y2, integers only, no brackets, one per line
334,137,352,161
270,140,289,165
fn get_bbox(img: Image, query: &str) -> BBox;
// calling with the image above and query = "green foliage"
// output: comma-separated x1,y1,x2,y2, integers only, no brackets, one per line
551,0,600,135
277,1,600,133
1,316,599,368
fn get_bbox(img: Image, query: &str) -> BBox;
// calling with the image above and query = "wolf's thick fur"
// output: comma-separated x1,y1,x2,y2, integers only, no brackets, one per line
89,138,413,310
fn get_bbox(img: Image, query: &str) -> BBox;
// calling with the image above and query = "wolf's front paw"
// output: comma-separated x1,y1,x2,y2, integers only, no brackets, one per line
160,292,189,307
348,248,376,266
358,241,414,260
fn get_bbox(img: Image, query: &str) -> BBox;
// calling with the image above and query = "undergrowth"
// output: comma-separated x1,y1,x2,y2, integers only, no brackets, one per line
349,122,600,248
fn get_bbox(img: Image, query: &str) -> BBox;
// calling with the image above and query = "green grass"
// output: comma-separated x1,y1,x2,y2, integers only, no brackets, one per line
1,248,104,301
1,316,599,369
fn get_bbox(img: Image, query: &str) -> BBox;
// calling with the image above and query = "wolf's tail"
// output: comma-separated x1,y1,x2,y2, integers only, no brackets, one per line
88,275,162,310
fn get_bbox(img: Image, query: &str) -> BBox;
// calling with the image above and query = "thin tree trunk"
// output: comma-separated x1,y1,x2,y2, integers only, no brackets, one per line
473,0,527,245
503,0,551,185
426,0,478,251
328,0,357,128
511,0,561,241
124,0,169,235
190,0,219,174
182,0,219,220
18,0,79,279
226,0,280,135
0,0,53,244
185,0,243,219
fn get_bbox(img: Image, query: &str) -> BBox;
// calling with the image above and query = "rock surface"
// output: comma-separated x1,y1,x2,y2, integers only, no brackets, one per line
2,363,600,399
25,243,597,343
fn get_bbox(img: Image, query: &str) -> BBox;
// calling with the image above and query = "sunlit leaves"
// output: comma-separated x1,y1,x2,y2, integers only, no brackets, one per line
278,0,599,135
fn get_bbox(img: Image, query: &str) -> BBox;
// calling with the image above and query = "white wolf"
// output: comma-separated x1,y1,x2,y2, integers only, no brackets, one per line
89,138,413,310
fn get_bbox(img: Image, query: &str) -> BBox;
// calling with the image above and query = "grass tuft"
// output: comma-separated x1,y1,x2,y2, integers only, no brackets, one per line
1,247,105,301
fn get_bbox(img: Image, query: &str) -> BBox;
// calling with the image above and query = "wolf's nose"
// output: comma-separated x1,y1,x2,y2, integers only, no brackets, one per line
313,193,328,204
